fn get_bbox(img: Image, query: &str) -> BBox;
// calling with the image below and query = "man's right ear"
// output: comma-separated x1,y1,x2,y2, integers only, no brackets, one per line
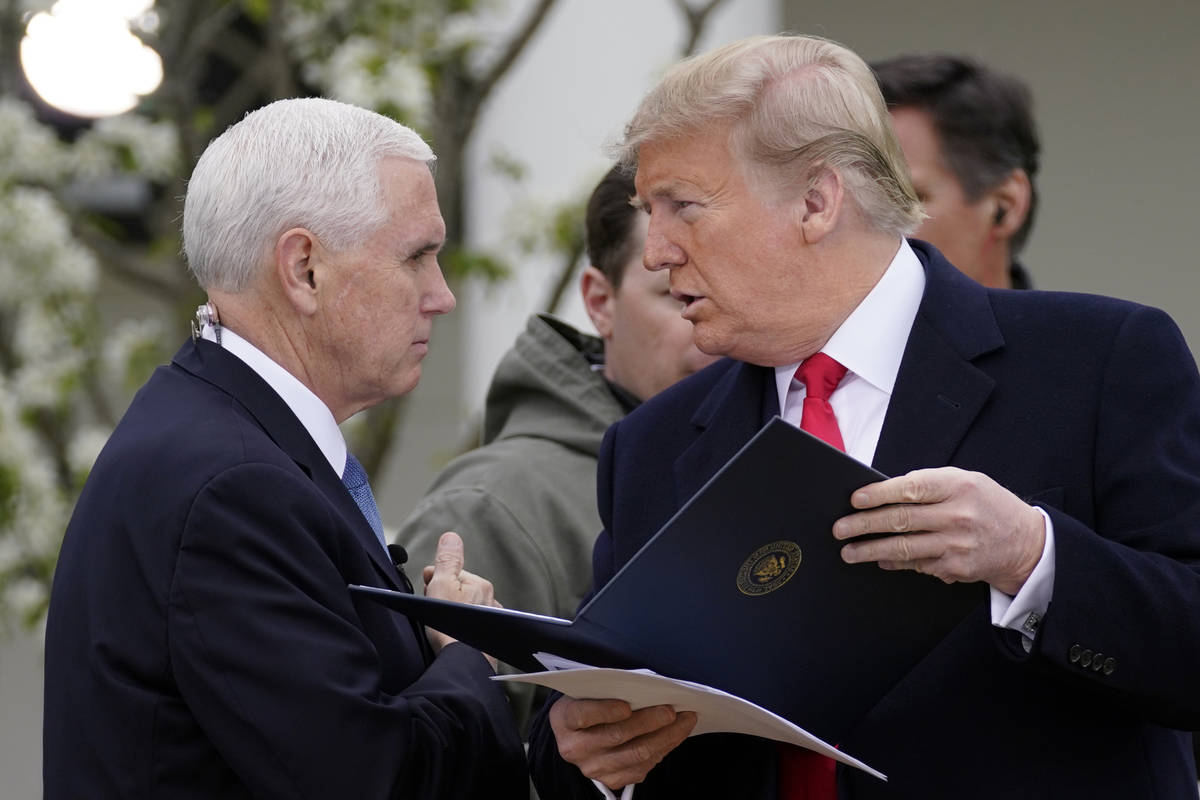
275,228,320,316
580,266,617,339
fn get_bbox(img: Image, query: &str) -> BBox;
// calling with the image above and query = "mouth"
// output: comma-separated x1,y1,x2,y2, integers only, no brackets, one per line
671,288,705,318
671,288,703,306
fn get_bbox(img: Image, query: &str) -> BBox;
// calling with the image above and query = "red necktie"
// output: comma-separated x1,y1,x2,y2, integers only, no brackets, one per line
795,352,848,451
779,352,847,799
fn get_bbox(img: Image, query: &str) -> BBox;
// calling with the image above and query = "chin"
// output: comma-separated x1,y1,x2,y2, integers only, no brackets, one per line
390,368,422,399
692,334,730,360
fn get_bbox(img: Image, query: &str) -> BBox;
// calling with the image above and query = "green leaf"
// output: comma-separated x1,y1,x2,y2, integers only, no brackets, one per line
488,149,526,182
443,247,511,283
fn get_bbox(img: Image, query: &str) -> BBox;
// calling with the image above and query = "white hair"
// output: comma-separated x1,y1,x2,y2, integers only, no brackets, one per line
182,97,435,292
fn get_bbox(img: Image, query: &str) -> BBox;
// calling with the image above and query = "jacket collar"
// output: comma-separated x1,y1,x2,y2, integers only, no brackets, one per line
872,240,1002,476
172,338,403,591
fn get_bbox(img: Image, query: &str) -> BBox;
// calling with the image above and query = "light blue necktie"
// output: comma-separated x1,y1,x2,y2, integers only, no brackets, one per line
341,453,389,555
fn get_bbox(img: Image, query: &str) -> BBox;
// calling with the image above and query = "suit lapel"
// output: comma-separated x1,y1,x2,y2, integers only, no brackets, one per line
673,361,777,506
173,339,403,591
872,242,1004,477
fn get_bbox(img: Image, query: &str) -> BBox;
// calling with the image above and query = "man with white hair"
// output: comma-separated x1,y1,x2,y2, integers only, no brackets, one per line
43,98,527,799
527,34,1200,799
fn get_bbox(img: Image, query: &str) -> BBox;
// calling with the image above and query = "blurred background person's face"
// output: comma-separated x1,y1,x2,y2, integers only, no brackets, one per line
890,106,1006,287
586,213,719,401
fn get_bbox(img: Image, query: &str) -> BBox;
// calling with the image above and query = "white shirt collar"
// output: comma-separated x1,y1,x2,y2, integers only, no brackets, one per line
774,239,925,402
201,324,347,475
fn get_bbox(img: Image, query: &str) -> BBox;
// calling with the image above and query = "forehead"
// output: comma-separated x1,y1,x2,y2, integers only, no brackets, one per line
889,107,947,170
379,157,445,243
633,127,738,199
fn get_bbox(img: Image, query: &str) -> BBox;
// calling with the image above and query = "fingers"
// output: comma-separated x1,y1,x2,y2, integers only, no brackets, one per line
423,532,498,607
835,467,977,543
420,533,501,666
832,467,1047,591
849,468,950,510
834,501,925,541
552,697,635,731
426,566,496,606
432,531,465,576
550,697,697,789
840,529,950,565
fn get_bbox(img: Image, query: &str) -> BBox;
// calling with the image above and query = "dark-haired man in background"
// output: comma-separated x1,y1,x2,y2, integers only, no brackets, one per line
399,165,716,732
872,53,1039,289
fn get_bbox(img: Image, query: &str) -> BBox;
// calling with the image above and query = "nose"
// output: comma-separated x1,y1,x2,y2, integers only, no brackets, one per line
422,264,456,315
643,221,686,272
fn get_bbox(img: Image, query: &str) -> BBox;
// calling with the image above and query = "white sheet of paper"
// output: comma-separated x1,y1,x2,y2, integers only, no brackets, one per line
497,656,886,781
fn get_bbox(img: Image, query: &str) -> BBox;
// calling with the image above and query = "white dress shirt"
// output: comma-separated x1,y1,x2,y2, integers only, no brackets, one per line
200,324,349,479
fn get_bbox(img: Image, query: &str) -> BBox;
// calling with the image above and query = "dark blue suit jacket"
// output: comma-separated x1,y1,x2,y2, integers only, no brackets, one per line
529,241,1200,799
44,339,526,799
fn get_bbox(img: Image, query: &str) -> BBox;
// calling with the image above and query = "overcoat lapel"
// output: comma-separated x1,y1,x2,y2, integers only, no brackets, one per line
173,338,404,592
872,244,1004,477
672,360,779,506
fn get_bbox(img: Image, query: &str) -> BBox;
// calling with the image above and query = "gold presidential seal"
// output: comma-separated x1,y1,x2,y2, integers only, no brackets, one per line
737,540,802,596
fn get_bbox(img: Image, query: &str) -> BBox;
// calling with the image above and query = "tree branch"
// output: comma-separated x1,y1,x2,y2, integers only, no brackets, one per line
541,239,586,316
74,225,193,305
469,0,559,125
671,0,729,56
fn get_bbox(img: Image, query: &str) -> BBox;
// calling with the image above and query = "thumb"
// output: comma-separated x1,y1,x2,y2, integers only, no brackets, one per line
432,531,465,578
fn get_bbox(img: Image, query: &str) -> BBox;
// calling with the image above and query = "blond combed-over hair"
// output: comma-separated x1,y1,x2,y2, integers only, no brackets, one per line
620,34,923,237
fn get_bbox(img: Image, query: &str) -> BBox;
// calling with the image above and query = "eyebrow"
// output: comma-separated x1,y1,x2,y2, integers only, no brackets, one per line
406,239,444,259
629,180,691,213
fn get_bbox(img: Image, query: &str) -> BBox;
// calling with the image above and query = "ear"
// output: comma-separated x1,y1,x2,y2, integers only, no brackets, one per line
275,227,320,316
580,266,617,340
989,168,1032,241
798,166,844,245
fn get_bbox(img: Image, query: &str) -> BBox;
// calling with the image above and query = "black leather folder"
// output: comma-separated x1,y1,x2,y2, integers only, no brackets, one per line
351,416,981,743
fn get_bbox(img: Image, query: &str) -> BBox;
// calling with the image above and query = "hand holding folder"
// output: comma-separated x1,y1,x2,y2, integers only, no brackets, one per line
496,655,885,780
351,417,981,777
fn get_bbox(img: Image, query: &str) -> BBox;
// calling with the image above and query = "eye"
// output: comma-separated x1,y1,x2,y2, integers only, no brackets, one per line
407,246,441,265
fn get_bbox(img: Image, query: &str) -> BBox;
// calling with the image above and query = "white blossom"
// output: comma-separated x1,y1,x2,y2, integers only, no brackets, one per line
22,488,68,556
437,11,487,51
102,316,165,389
314,37,432,125
4,577,48,620
67,425,111,483
0,536,21,575
68,133,119,179
69,114,180,181
0,187,99,301
44,240,100,295
0,97,67,185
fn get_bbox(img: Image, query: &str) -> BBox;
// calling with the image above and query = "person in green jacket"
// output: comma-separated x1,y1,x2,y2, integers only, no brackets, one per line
397,165,717,731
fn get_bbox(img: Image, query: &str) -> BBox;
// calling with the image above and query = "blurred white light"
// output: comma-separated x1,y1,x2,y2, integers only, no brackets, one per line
20,0,163,118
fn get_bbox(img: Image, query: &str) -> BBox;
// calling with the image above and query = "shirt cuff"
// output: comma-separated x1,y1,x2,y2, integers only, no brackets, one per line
989,506,1055,648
